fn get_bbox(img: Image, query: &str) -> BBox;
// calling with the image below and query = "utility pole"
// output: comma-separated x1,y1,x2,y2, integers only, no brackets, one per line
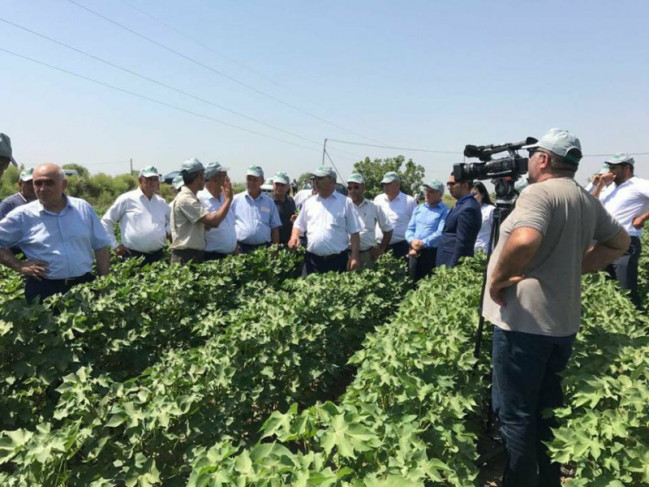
321,138,327,167
129,158,133,175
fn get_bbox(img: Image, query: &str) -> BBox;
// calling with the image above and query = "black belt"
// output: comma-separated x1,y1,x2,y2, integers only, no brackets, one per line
45,273,94,286
308,250,347,261
126,248,164,256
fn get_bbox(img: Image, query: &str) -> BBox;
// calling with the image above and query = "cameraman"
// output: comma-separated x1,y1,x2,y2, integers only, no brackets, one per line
482,129,629,487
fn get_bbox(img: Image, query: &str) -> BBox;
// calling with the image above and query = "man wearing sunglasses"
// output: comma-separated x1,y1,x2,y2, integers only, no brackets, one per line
0,163,112,302
346,173,393,270
482,128,629,486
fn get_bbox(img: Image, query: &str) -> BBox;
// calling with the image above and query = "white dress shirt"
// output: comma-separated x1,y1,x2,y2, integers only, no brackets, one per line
351,198,394,251
197,189,237,253
373,191,417,244
101,188,170,252
294,191,362,256
474,204,495,252
601,176,649,238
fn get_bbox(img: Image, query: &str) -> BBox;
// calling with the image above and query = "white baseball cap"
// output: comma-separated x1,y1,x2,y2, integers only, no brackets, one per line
522,128,582,164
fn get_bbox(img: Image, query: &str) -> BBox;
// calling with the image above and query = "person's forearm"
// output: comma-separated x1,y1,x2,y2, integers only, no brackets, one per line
271,228,280,244
491,228,542,284
378,231,392,251
94,247,110,276
350,233,360,259
591,180,607,198
0,248,21,272
582,230,630,274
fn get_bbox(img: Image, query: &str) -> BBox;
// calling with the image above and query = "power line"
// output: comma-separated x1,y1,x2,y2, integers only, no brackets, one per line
327,138,463,155
65,0,381,144
118,0,324,108
0,47,319,152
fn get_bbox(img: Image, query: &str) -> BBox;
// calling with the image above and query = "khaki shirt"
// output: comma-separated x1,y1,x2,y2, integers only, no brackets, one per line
170,186,209,251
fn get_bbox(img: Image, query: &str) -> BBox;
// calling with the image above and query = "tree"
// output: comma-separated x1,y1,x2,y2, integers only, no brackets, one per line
352,155,425,199
62,163,90,178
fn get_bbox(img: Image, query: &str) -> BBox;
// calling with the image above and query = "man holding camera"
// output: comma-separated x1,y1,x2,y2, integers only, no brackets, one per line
482,129,629,486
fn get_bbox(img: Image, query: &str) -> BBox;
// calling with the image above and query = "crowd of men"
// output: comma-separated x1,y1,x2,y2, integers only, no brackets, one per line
0,128,646,484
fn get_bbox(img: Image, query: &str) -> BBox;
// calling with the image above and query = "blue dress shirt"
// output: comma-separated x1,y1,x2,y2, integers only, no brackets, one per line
0,196,111,279
405,201,450,248
231,192,282,245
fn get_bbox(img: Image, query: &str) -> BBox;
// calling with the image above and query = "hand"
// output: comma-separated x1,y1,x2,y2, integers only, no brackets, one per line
347,257,359,271
489,275,525,306
234,244,241,255
411,239,424,251
369,247,384,261
290,214,298,223
114,244,130,257
407,248,419,258
288,237,301,249
223,177,233,199
591,174,601,185
17,260,49,280
601,172,615,185
632,216,646,230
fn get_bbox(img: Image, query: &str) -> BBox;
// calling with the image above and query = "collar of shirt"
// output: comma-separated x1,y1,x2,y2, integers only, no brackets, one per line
423,201,445,209
354,198,369,208
36,194,73,216
316,190,341,202
245,192,266,203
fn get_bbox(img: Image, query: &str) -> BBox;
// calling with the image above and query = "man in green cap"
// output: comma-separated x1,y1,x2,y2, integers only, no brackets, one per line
346,172,393,269
272,172,296,245
101,165,170,265
170,158,231,264
0,167,37,220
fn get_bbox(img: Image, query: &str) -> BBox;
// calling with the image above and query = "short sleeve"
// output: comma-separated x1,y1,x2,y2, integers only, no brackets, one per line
0,211,25,249
509,185,552,235
593,200,625,243
377,204,394,232
180,196,208,223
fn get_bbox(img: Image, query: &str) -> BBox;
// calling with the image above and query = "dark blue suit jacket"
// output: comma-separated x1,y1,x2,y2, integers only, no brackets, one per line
435,194,482,268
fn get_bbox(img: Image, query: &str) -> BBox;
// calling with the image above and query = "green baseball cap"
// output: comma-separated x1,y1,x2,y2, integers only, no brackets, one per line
347,173,365,185
0,133,17,166
139,165,160,178
273,172,290,185
19,167,34,181
312,166,337,180
171,174,184,190
422,179,444,193
246,165,264,178
380,171,400,184
205,161,229,179
605,153,635,167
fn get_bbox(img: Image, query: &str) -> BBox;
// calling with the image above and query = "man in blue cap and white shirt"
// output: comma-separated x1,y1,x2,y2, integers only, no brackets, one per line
346,172,393,270
197,161,236,260
231,165,281,253
0,133,18,180
0,163,112,301
590,153,649,309
373,171,417,259
483,128,629,486
406,179,450,282
101,165,170,265
170,158,231,264
289,166,362,274
0,167,37,220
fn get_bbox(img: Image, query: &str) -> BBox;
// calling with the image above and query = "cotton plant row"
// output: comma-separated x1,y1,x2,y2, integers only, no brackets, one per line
187,261,491,486
0,257,409,485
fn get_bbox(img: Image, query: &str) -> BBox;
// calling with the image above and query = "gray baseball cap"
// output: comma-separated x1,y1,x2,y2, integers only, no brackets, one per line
205,161,229,179
171,174,184,190
380,171,400,184
312,166,337,180
0,133,18,166
181,158,205,175
605,153,635,167
273,172,290,185
422,179,444,193
139,165,161,178
19,167,34,182
522,128,582,164
347,173,365,185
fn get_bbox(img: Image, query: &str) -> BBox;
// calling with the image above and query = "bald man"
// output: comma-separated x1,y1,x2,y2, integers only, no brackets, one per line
0,163,111,302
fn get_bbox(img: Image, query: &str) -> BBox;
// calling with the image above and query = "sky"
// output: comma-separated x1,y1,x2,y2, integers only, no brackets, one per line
2,0,649,187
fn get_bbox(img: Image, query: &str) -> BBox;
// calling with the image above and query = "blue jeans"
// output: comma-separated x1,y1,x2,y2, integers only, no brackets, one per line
492,327,576,487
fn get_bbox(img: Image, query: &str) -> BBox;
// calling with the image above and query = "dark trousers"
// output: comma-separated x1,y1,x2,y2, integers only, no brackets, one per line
25,273,95,303
492,327,576,487
305,251,348,275
408,247,437,282
387,240,409,259
607,236,642,309
238,242,269,254
123,248,165,266
170,248,204,264
204,251,230,261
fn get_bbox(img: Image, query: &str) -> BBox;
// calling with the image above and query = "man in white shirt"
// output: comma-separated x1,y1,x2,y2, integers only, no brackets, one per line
289,166,361,274
373,171,416,259
197,161,236,261
592,153,649,309
102,165,170,265
346,172,393,270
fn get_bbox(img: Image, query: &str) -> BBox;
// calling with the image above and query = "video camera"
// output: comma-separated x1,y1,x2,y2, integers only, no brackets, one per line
453,136,537,209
